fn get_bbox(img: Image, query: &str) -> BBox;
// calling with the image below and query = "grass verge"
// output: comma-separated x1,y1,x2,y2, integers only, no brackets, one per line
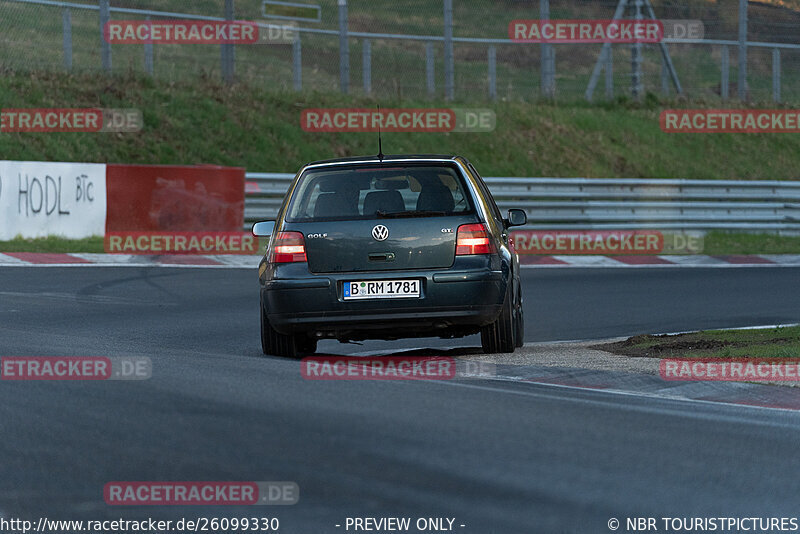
595,325,800,359
0,236,105,253
701,232,800,255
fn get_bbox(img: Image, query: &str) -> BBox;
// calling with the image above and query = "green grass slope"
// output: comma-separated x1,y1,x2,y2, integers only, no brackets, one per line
2,71,800,178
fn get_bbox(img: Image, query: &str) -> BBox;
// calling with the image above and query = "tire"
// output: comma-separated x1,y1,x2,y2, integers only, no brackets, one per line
260,300,305,358
514,283,525,349
480,285,517,354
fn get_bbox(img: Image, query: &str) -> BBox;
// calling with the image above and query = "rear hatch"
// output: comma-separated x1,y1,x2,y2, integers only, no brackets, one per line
282,162,479,274
297,215,477,273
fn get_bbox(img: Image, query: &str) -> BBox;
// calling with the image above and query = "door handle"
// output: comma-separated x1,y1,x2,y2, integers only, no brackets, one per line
368,252,395,262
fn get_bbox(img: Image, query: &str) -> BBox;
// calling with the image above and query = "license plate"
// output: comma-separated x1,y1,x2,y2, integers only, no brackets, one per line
343,279,420,300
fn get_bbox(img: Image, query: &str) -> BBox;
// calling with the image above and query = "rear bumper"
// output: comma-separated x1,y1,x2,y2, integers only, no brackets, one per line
261,262,507,339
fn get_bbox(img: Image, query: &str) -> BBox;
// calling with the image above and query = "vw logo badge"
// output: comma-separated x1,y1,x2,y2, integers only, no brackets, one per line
371,225,389,241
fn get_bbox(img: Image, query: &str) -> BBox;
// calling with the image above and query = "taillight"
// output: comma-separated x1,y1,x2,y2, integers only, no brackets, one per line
456,223,494,255
268,231,307,263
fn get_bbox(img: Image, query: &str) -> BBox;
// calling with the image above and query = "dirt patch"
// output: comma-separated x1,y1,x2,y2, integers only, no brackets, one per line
592,332,795,358
594,335,730,357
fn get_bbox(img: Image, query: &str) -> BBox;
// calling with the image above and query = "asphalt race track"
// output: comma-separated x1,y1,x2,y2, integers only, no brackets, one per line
1,266,800,533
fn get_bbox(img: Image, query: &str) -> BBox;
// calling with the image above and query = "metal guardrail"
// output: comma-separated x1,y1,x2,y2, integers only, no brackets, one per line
244,173,800,232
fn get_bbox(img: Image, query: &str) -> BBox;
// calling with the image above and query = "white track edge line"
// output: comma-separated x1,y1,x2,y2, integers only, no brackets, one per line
440,375,800,415
2,262,800,269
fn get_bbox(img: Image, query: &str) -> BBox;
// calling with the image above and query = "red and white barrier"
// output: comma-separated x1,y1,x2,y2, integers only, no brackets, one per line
0,161,245,244
0,161,107,240
105,164,244,232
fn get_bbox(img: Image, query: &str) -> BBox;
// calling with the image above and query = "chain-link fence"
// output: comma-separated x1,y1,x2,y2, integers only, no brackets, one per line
2,0,800,103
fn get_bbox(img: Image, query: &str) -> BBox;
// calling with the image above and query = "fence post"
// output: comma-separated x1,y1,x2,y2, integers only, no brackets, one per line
363,39,372,95
338,0,349,94
738,0,747,100
293,33,302,91
221,0,235,84
772,48,781,103
426,42,435,99
488,46,496,101
721,45,729,100
62,8,72,72
99,0,111,72
605,47,613,100
630,0,643,100
443,0,454,101
144,16,154,75
585,0,628,101
540,0,554,99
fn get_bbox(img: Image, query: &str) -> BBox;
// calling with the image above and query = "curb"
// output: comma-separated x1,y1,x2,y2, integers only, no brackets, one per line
465,340,800,412
518,254,800,267
0,252,261,268
2,252,800,268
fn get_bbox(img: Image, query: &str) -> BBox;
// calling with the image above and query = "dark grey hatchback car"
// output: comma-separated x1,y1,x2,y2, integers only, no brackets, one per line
252,155,527,358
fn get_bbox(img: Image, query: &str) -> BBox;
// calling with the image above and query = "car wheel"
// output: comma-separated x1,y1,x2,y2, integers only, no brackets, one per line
260,300,300,358
480,287,516,354
514,284,524,349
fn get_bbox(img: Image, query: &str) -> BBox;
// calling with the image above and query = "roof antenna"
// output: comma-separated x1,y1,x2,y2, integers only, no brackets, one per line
377,104,384,162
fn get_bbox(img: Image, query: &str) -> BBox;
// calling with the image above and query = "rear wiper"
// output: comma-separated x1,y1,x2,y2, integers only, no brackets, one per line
376,210,447,218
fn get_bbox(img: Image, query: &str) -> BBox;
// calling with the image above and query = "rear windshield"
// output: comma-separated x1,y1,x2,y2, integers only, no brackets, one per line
285,164,474,222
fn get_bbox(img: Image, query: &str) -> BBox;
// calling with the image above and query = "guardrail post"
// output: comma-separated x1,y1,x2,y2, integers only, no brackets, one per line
426,42,435,99
144,16,154,76
221,0,235,84
772,48,781,103
293,33,302,91
721,46,729,100
99,0,111,72
363,39,372,95
738,0,747,100
443,0,454,101
62,8,72,72
488,46,496,101
604,47,613,100
338,0,349,94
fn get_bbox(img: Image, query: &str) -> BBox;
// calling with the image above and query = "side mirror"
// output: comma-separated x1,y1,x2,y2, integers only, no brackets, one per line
506,209,527,227
252,220,276,237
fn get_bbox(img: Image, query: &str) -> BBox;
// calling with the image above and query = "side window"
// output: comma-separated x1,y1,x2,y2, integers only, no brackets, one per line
304,184,323,218
467,163,504,229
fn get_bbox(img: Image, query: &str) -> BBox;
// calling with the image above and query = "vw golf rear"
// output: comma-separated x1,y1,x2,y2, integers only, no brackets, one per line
253,155,527,358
